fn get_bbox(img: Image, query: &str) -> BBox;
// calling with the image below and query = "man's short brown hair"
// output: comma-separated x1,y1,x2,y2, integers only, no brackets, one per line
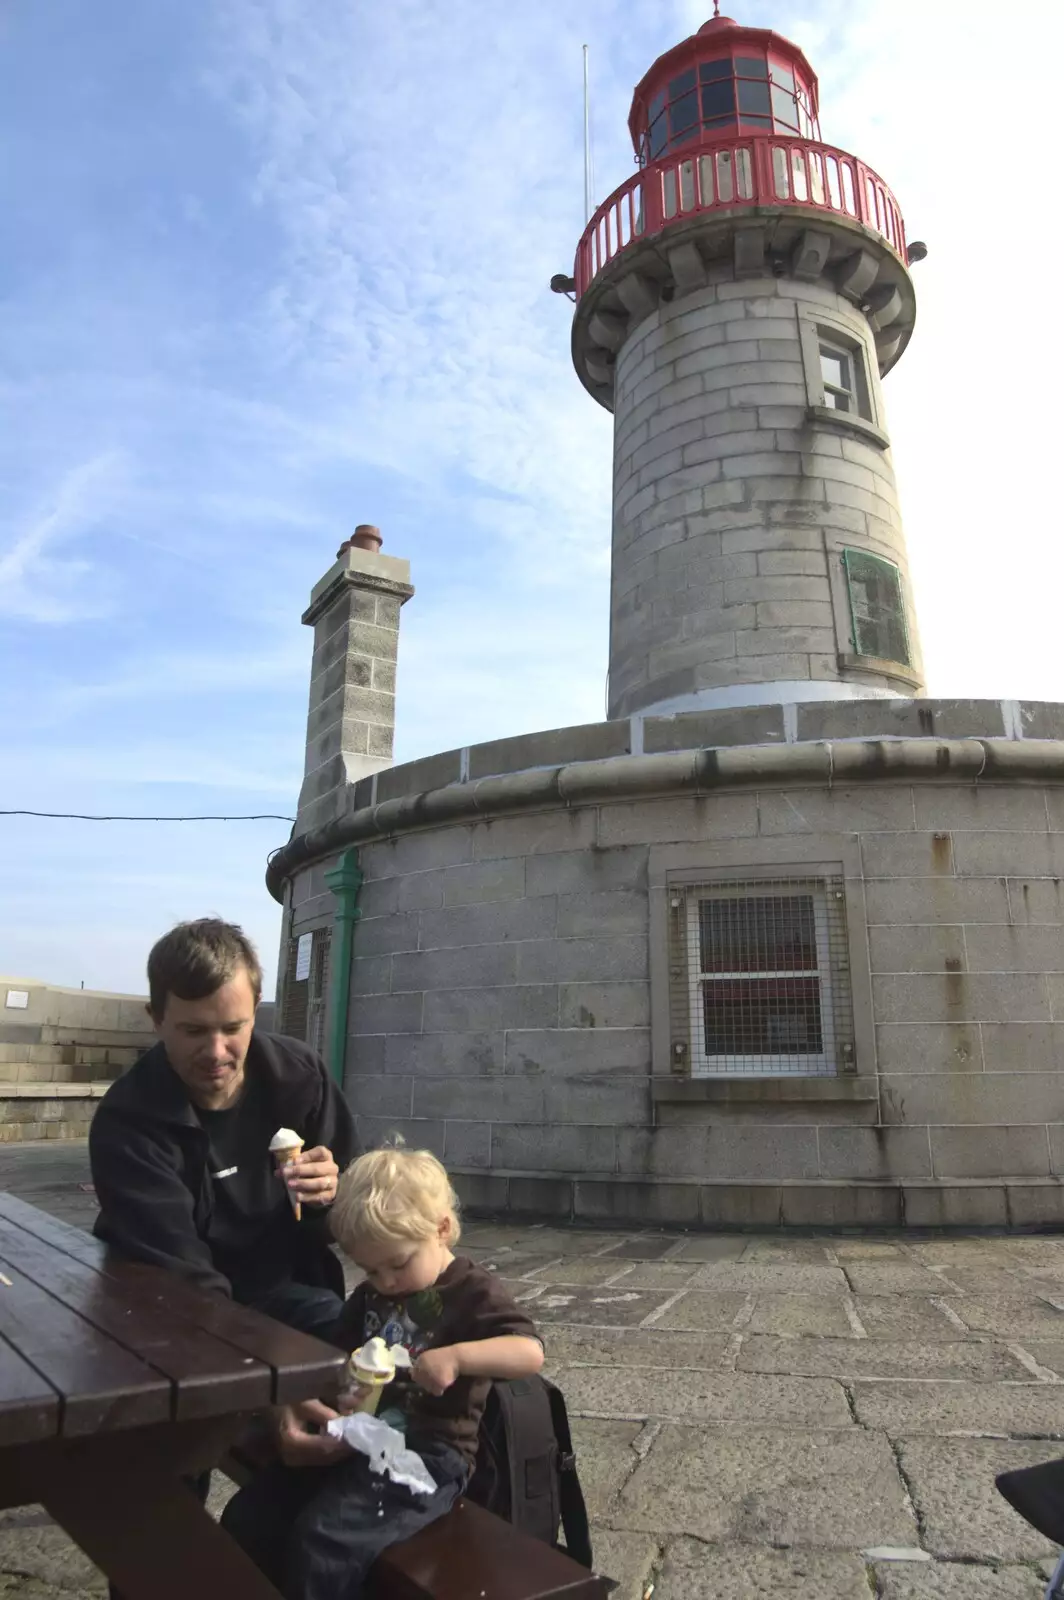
147,919,263,1019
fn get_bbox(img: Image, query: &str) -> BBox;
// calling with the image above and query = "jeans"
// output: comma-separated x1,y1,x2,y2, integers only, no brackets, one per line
247,1279,345,1342
221,1437,468,1600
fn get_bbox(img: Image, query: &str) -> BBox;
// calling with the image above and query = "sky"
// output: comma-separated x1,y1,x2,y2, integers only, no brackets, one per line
2,0,1061,997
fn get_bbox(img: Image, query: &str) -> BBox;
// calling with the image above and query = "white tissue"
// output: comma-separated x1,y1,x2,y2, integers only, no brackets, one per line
325,1412,436,1496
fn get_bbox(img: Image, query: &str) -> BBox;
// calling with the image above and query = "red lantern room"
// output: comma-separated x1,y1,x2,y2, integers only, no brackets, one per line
629,12,821,167
563,9,922,410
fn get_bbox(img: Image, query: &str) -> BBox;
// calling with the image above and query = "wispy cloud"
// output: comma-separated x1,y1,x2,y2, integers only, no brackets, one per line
2,0,1063,989
0,451,127,622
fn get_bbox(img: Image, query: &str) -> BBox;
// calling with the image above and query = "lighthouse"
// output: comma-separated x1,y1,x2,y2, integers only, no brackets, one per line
273,13,1064,1233
564,9,924,721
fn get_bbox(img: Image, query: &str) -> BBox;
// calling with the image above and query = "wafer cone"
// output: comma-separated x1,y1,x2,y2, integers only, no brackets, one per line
273,1141,303,1221
346,1362,393,1415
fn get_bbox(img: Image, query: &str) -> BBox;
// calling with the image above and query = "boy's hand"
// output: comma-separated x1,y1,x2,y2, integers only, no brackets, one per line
412,1346,462,1395
275,1400,350,1468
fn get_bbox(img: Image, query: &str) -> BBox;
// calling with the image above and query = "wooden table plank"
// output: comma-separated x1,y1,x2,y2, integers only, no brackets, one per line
0,1335,60,1447
0,1222,273,1421
0,1260,170,1435
0,1191,344,1404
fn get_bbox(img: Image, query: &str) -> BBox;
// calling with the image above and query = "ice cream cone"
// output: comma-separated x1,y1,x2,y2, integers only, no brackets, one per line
343,1337,398,1414
269,1129,304,1221
346,1364,393,1415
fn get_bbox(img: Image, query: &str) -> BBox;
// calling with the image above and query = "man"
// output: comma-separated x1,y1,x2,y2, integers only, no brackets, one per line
90,917,359,1339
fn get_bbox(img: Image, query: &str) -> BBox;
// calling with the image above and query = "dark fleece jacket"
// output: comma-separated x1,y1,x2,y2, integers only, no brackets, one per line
89,1031,358,1299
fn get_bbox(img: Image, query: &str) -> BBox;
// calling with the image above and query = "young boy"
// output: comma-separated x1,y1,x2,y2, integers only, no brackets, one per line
221,1145,544,1600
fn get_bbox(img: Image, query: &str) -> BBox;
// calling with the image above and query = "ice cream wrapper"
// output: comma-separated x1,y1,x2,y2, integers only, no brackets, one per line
325,1412,436,1496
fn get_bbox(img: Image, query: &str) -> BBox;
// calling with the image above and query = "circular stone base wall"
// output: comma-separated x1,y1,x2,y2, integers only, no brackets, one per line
274,700,1064,1230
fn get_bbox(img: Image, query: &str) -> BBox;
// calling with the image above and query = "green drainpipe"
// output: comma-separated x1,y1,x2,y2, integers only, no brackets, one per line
324,847,363,1088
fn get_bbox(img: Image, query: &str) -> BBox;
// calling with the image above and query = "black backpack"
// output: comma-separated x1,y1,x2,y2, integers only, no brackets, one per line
466,1375,594,1569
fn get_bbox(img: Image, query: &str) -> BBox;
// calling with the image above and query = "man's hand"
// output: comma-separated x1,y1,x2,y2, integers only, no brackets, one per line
411,1346,463,1396
275,1399,349,1468
281,1145,339,1208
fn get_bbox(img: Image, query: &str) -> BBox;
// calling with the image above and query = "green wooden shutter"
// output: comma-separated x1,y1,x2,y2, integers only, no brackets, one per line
843,549,910,665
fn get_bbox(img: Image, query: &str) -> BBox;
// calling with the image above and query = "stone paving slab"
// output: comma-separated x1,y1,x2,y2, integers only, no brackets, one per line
580,1529,656,1600
542,1326,731,1370
842,1262,955,1295
1017,1340,1064,1377
854,1380,1064,1438
511,1285,674,1325
524,1258,638,1286
898,1438,1058,1560
653,1537,873,1598
875,1561,1046,1598
6,1143,1064,1599
739,1335,1029,1381
941,1295,1064,1338
0,1508,104,1596
557,1367,852,1425
934,1265,1064,1295
663,1236,749,1262
745,1289,857,1335
646,1290,751,1331
567,1418,644,1519
686,1261,850,1293
596,1261,701,1290
615,1424,916,1548
853,1294,971,1340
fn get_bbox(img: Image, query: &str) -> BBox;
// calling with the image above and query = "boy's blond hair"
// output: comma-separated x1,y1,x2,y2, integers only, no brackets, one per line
330,1143,462,1250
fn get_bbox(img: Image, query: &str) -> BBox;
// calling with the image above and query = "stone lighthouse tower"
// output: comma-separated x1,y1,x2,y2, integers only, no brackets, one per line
566,7,923,720
272,11,1064,1233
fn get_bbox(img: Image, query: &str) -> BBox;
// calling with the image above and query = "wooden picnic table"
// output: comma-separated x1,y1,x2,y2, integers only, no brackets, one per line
0,1188,345,1600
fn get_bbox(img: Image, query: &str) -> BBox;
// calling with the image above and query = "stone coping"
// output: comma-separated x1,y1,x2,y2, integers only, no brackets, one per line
267,699,1064,901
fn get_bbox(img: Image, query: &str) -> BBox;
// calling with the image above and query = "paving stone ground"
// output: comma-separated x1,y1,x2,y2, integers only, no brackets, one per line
3,1144,1064,1597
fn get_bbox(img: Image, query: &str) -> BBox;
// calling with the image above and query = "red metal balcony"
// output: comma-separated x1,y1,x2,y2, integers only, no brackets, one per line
574,136,906,300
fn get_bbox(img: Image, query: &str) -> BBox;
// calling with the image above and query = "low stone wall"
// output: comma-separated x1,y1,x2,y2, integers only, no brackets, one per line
338,698,1062,814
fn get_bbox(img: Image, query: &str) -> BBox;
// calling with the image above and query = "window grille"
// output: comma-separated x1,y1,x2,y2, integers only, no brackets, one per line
667,875,854,1076
278,926,332,1052
843,548,910,666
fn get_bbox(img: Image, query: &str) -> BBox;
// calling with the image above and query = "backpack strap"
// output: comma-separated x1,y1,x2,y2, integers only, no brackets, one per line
545,1380,594,1570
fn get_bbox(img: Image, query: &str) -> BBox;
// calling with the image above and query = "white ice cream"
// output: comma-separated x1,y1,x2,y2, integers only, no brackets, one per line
269,1127,302,1153
352,1336,395,1378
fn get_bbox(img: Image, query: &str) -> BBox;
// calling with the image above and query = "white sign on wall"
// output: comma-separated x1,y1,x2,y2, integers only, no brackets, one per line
5,991,29,1009
295,932,313,982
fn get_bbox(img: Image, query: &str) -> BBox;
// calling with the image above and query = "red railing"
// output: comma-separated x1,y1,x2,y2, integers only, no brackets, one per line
574,137,906,300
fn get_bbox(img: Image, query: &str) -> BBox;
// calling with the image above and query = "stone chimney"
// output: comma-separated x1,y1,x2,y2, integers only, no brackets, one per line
297,526,414,831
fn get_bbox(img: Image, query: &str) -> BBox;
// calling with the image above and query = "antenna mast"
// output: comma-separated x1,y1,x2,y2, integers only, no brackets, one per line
583,44,595,224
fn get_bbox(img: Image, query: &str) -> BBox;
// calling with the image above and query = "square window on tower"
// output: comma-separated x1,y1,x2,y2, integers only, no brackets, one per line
819,344,853,410
816,332,874,421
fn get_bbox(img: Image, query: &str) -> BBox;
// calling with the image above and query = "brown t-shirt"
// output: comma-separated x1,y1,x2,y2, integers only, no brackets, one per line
332,1256,540,1466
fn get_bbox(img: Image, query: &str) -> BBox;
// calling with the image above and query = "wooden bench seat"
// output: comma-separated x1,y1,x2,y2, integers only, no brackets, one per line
368,1498,612,1600
222,1447,615,1599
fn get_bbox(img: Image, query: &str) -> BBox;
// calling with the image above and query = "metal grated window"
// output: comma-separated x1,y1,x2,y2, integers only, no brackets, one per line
279,925,331,1053
668,875,854,1076
843,548,910,666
